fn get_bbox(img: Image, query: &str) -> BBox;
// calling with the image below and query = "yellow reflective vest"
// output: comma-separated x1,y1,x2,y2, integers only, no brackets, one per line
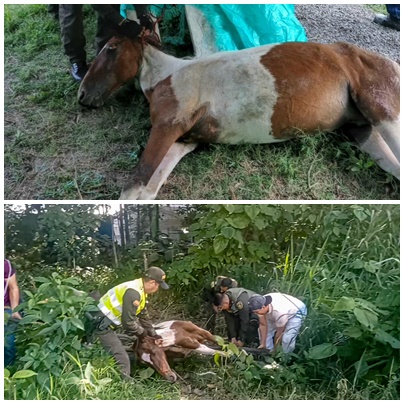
98,278,147,325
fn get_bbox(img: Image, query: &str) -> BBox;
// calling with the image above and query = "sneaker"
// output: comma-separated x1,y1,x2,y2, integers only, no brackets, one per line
373,14,400,31
70,62,89,82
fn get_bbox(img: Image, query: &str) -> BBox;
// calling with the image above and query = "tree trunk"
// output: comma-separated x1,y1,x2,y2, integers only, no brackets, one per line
119,204,125,248
111,214,119,267
124,205,131,245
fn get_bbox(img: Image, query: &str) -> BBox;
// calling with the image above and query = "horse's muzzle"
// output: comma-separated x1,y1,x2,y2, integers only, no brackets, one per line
78,90,104,109
163,371,178,383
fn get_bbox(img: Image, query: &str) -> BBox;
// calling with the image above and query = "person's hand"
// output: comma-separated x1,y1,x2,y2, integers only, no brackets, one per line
120,20,143,38
138,328,148,340
12,312,22,320
139,14,154,31
231,338,238,345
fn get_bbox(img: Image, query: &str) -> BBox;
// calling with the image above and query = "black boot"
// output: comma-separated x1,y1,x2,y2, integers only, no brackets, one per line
70,62,89,82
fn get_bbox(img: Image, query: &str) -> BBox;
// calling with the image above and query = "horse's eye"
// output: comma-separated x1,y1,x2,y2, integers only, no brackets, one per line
107,45,118,52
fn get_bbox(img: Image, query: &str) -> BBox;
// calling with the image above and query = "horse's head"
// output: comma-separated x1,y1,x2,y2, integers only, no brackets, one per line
78,36,143,108
136,336,177,383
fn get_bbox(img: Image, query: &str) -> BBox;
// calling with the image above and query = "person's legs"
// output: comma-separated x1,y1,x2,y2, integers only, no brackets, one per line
95,4,121,55
386,4,400,20
4,309,17,366
374,5,400,30
281,316,304,353
59,4,88,80
95,328,132,380
48,4,59,20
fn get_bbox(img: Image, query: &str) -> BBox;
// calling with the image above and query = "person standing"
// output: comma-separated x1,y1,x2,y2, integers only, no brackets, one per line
374,5,400,31
248,292,307,353
4,259,22,366
91,266,168,381
59,4,151,81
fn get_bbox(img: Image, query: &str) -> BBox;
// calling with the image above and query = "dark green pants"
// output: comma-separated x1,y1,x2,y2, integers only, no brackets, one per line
95,327,133,380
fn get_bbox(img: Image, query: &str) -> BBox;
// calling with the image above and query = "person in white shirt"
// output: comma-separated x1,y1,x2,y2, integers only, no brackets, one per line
248,292,307,353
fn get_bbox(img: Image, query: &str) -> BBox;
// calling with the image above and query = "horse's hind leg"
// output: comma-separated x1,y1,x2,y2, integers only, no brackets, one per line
348,57,399,163
375,119,400,162
173,321,217,344
347,124,400,180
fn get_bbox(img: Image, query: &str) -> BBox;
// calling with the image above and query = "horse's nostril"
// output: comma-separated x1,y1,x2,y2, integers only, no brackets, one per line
167,373,177,383
79,91,85,101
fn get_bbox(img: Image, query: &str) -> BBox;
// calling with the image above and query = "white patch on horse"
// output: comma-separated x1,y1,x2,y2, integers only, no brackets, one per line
195,343,226,356
171,46,282,145
375,118,400,162
154,321,177,347
141,353,152,365
119,142,197,200
140,46,188,92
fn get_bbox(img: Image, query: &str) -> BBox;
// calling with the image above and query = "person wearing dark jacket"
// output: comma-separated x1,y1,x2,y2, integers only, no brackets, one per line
59,4,152,81
216,287,260,347
93,267,168,381
202,276,238,333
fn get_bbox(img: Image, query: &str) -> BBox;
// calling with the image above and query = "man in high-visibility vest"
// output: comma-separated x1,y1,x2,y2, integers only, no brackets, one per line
94,266,169,381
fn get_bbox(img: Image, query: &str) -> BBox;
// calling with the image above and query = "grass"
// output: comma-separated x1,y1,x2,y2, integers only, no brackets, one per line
4,4,399,200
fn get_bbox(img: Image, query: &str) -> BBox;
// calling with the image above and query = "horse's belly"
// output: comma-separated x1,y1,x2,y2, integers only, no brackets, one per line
216,117,286,145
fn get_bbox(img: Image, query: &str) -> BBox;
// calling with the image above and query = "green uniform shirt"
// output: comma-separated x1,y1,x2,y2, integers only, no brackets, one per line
225,288,256,342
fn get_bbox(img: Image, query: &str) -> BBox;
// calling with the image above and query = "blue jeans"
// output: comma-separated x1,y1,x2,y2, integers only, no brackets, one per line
386,5,400,20
4,308,17,366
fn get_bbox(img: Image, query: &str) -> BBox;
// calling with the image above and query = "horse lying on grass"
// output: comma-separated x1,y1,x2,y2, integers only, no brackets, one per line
79,35,400,200
120,320,226,382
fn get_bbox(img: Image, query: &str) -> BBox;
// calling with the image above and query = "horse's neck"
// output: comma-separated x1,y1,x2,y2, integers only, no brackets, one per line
139,45,188,91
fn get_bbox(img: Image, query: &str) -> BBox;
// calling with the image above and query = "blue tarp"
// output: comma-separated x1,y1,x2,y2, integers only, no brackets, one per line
121,4,306,53
190,4,307,51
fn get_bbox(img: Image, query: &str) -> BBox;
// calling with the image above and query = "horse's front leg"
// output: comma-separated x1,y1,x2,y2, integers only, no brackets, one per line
120,124,198,200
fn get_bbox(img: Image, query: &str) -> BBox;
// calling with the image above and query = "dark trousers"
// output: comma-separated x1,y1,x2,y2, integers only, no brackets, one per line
386,5,400,20
4,309,18,366
59,4,121,64
223,311,259,345
94,326,132,380
48,4,59,19
59,5,86,64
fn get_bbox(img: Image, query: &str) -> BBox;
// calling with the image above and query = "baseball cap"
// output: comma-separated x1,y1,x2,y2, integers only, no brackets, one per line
145,266,169,289
248,294,272,311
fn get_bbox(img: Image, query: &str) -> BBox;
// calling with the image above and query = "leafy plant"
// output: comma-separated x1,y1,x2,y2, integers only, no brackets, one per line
14,273,98,388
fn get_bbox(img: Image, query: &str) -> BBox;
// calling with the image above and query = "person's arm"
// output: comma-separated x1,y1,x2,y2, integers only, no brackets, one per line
8,274,22,320
138,306,158,337
91,5,125,26
121,289,147,337
258,314,267,349
273,324,287,349
223,311,238,341
238,306,250,346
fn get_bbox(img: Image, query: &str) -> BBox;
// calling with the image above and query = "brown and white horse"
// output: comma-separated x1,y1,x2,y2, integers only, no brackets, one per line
79,36,400,200
132,320,224,382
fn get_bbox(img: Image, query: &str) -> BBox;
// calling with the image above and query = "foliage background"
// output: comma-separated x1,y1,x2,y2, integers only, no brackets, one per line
4,203,400,400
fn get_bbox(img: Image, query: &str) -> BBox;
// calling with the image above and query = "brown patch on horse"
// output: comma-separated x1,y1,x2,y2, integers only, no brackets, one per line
260,42,360,139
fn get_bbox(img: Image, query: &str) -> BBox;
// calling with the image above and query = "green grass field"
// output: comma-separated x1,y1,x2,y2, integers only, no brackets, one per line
4,4,399,200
